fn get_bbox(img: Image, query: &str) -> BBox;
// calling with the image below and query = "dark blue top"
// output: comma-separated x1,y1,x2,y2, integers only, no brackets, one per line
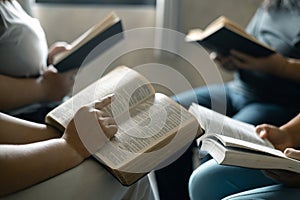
232,7,300,108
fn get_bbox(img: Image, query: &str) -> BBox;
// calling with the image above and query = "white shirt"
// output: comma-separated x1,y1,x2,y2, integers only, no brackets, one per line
0,0,48,77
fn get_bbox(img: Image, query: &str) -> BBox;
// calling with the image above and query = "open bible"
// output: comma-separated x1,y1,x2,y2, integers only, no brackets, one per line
46,66,202,185
186,16,275,57
189,103,300,173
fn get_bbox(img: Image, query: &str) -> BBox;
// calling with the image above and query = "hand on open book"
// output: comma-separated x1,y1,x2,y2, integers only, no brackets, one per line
62,94,118,159
263,148,300,187
255,124,293,152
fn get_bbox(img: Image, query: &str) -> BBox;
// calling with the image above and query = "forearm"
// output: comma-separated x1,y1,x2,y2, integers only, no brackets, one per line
0,112,61,144
271,57,300,81
0,75,46,110
280,114,300,147
0,139,84,197
283,58,300,81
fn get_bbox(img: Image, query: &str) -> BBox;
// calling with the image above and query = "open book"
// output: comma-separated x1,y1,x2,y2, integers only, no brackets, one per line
46,66,202,186
189,103,300,173
53,12,123,72
186,16,275,57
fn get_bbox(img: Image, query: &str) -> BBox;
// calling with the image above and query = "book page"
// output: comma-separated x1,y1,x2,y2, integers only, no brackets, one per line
213,134,285,157
202,138,300,174
189,103,274,148
94,93,200,170
46,66,155,128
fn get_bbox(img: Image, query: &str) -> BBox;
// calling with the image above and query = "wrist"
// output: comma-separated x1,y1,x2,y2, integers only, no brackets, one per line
280,126,299,148
62,121,92,160
61,137,87,163
273,55,287,75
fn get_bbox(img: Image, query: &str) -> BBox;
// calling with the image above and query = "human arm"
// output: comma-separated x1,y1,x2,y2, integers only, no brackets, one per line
0,95,117,197
0,67,75,111
229,50,300,81
256,114,300,151
210,50,300,81
0,112,61,144
256,114,300,186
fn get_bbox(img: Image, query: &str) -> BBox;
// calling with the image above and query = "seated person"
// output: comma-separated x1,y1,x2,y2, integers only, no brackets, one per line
155,0,300,199
190,113,300,200
0,95,154,199
0,0,76,123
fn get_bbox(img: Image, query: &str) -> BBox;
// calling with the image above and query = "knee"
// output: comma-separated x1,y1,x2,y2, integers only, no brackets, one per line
189,169,204,200
188,164,215,200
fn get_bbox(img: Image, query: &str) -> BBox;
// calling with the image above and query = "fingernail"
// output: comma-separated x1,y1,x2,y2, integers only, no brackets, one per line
259,129,266,135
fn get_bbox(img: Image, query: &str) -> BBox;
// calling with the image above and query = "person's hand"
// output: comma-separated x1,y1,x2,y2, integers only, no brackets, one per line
229,50,287,73
209,52,238,71
47,42,71,65
263,148,300,187
63,94,118,159
256,124,293,151
38,66,76,102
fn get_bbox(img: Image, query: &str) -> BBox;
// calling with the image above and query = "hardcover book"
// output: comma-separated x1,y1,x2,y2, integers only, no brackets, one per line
46,66,202,185
186,16,275,57
53,12,123,72
189,103,300,173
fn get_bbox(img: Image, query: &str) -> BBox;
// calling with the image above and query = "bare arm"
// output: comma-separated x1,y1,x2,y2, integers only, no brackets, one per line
0,68,75,111
230,51,300,81
0,112,61,144
256,114,300,186
0,74,47,110
280,114,300,147
0,138,84,197
0,96,117,196
256,114,300,151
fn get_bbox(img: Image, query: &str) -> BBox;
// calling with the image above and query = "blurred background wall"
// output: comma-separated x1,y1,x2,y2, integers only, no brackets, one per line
19,0,262,94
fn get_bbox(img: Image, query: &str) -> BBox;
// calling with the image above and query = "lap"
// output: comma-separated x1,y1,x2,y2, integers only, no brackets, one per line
1,158,153,200
189,159,276,200
232,102,299,126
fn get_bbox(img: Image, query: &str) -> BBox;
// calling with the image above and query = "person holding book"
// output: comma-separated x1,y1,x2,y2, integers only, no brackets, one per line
189,113,300,200
155,0,300,199
0,95,154,199
0,0,76,123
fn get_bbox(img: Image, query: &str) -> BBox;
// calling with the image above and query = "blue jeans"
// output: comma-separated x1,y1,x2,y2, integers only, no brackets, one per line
174,82,299,126
182,83,300,199
155,82,299,200
189,160,300,200
189,159,275,200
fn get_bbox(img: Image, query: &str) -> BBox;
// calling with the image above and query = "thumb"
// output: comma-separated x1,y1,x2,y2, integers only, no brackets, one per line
284,148,300,160
255,124,270,138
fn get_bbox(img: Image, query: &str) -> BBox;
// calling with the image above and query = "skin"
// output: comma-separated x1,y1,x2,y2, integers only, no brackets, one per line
211,51,300,81
255,114,300,187
0,42,76,111
0,95,118,197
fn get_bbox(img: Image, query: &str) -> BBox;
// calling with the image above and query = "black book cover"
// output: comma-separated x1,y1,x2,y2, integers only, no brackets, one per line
54,20,123,72
196,27,275,57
